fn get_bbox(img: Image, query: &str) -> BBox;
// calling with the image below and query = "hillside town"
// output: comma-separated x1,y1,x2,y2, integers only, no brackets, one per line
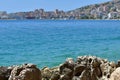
0,0,120,20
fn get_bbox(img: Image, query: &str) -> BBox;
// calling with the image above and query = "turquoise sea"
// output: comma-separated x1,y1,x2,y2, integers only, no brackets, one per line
0,20,120,67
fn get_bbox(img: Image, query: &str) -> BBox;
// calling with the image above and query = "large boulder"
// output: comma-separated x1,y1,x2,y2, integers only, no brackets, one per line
59,58,75,80
58,56,114,80
8,63,41,80
74,64,86,76
50,71,60,80
0,66,13,80
110,67,120,80
41,66,60,80
41,67,52,80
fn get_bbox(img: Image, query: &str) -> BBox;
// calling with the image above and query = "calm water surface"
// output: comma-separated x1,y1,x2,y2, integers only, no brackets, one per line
0,20,120,67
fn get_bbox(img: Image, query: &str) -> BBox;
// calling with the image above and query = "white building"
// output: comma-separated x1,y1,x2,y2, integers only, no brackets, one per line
108,12,119,19
0,11,8,19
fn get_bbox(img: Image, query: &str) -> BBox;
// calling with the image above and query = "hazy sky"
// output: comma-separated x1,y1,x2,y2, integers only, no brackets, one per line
0,0,111,13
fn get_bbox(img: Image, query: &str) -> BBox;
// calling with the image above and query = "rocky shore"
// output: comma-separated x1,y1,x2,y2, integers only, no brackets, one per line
0,56,120,80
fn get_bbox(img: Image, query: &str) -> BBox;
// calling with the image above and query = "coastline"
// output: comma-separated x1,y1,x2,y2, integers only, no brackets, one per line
0,18,120,20
0,55,120,80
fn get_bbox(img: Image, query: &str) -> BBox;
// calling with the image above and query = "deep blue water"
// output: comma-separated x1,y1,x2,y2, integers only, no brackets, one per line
0,20,120,67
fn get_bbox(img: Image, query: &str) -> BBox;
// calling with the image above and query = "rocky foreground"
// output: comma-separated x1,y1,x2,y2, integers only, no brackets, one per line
0,56,120,80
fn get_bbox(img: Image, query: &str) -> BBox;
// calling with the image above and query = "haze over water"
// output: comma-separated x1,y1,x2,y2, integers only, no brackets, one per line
0,20,120,67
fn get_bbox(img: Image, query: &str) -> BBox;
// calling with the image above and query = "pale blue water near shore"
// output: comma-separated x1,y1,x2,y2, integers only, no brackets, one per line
0,20,120,68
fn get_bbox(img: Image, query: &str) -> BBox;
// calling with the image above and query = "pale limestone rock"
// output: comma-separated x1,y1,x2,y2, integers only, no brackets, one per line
110,67,120,80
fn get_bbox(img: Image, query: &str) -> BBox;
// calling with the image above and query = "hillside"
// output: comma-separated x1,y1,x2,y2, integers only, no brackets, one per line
68,0,120,19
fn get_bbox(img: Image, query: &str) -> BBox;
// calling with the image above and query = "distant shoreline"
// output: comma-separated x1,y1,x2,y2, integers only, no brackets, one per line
0,19,120,21
1,0,120,20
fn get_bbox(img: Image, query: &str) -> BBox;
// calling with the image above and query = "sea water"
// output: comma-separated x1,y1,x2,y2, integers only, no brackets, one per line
0,20,120,68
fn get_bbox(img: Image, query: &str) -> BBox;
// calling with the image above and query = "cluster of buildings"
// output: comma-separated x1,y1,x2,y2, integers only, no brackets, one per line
0,9,70,20
0,11,9,19
0,0,120,20
68,0,120,19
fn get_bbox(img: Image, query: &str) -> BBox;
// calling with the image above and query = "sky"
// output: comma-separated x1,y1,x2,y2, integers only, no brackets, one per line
0,0,111,13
